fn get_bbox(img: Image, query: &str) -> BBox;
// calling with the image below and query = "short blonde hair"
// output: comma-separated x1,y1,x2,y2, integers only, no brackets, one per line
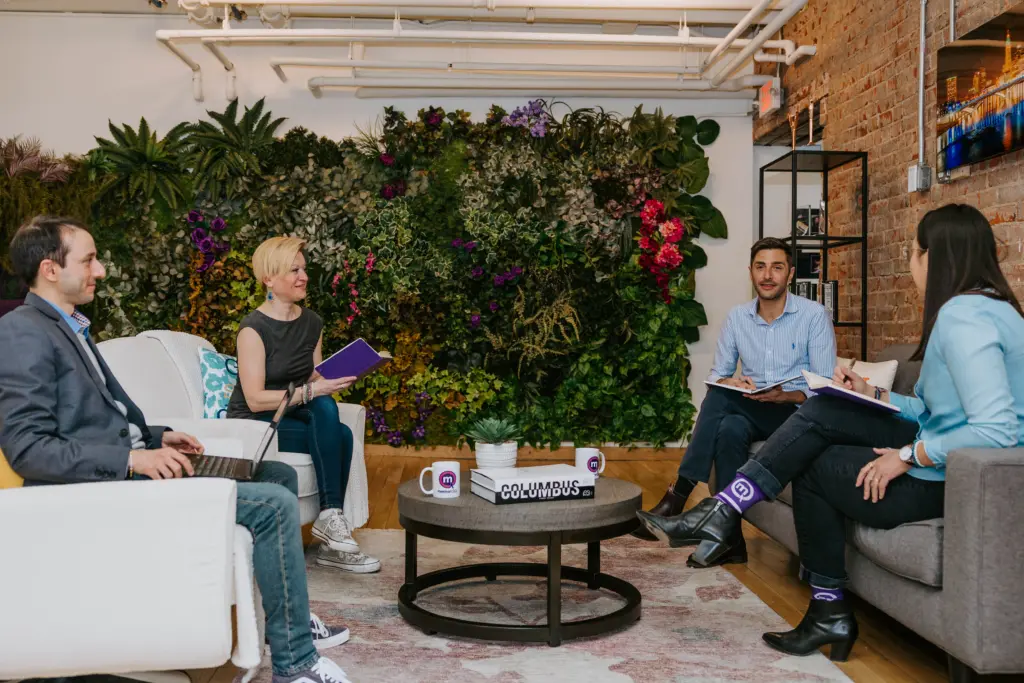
252,236,307,286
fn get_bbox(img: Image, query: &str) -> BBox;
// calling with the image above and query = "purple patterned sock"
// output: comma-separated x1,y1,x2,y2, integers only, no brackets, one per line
811,585,844,602
714,473,766,514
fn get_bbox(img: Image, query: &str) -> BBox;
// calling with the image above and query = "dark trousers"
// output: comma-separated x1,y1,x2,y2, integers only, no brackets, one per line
259,395,354,511
680,387,797,494
737,395,946,588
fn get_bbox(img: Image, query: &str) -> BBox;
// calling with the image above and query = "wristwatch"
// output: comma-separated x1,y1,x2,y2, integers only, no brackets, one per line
898,445,916,466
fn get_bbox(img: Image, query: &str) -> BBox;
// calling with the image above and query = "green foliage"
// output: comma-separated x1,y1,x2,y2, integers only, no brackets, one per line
92,118,192,210
190,98,286,200
4,99,730,448
464,417,522,445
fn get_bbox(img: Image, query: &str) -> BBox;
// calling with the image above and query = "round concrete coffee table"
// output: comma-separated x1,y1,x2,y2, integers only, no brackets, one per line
397,477,642,647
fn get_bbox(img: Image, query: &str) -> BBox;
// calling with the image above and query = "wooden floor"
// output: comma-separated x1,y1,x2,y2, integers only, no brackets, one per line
194,453,967,683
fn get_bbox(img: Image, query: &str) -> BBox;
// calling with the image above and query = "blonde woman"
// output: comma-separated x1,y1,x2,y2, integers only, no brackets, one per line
228,236,380,574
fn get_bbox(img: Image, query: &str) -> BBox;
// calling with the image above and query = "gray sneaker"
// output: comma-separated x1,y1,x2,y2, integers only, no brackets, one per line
311,509,360,554
316,545,381,574
310,612,350,650
271,655,353,683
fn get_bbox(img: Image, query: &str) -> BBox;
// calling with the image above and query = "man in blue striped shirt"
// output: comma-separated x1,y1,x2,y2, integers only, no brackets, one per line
633,238,837,566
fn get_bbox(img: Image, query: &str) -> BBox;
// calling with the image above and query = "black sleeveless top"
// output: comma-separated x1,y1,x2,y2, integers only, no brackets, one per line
227,307,323,420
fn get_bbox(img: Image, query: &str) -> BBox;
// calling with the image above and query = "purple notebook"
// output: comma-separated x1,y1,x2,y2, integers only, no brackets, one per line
315,338,391,380
802,371,901,413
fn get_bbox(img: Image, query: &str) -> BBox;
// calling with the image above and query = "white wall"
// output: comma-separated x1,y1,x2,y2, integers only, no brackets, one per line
0,12,757,436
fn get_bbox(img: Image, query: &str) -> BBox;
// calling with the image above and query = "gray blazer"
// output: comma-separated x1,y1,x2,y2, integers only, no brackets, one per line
0,293,165,486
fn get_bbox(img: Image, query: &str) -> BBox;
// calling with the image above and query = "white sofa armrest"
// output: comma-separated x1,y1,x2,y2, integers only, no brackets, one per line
0,479,237,678
151,417,278,462
336,403,368,528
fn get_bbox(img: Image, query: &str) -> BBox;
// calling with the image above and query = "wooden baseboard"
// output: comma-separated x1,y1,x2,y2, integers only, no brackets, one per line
364,444,684,462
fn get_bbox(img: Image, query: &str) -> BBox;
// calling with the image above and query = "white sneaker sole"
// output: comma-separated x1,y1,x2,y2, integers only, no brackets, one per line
311,526,360,554
316,556,382,574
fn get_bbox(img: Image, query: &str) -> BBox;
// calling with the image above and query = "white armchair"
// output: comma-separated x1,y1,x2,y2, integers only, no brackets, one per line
0,478,264,679
96,330,369,528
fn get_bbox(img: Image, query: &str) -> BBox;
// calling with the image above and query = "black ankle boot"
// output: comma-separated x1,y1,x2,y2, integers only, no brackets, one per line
632,486,690,541
762,598,858,662
636,497,740,548
686,532,747,568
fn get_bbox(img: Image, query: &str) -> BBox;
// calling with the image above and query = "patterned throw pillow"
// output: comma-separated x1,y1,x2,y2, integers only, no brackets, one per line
198,347,239,419
836,357,899,392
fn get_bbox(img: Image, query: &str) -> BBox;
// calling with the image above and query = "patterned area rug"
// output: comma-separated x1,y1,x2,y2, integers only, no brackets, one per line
263,530,852,682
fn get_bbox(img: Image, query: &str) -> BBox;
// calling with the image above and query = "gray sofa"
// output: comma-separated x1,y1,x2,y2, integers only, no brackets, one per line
741,345,1024,681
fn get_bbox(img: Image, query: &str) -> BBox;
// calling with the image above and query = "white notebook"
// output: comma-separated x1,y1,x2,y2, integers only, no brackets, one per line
802,371,901,413
704,374,802,395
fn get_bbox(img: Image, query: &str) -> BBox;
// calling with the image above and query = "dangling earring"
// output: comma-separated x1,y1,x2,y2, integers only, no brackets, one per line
267,291,274,301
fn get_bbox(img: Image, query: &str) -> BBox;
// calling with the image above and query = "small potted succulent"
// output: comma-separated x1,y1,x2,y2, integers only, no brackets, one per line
464,418,521,469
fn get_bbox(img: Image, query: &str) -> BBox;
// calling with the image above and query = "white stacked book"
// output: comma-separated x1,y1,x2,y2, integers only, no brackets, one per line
470,464,596,505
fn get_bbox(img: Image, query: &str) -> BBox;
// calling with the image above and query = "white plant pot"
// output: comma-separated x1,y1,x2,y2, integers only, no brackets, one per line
475,441,518,469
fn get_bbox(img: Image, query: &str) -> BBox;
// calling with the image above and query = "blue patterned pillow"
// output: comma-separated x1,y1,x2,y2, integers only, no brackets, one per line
198,347,239,419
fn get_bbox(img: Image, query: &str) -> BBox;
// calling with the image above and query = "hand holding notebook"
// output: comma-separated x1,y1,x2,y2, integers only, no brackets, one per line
315,338,392,381
802,370,900,413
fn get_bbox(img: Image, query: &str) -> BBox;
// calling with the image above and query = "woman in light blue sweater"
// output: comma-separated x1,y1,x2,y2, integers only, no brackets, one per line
638,203,1024,660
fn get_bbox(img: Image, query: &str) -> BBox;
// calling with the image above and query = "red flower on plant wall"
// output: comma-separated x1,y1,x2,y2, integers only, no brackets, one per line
638,199,688,304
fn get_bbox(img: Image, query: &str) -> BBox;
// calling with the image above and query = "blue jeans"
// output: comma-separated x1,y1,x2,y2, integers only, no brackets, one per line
679,387,797,493
263,396,354,511
240,461,319,675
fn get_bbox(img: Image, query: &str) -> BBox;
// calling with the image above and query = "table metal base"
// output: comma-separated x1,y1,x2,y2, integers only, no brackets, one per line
398,523,642,647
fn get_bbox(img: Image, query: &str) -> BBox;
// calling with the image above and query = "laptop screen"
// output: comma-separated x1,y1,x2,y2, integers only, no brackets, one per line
251,383,296,472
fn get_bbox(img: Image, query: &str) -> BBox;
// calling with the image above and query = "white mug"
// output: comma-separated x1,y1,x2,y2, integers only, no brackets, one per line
419,460,461,498
575,448,606,478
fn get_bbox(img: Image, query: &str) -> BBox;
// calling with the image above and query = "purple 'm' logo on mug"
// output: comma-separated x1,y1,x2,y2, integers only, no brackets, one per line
439,471,457,489
587,456,600,473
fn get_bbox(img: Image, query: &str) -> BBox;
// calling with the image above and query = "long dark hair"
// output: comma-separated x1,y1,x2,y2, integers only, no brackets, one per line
911,203,1023,361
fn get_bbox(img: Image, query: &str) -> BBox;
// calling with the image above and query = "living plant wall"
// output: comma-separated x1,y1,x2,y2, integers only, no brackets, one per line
0,99,728,447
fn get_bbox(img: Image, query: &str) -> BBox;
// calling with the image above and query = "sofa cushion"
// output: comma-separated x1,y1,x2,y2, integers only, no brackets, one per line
876,344,922,396
836,357,899,392
96,336,195,419
198,347,239,419
851,518,944,588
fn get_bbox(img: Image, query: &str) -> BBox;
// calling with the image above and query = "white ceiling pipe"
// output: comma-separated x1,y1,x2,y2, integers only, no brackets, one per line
753,43,814,65
159,27,797,52
194,0,795,9
256,7,783,24
352,87,759,99
269,57,704,81
308,73,770,93
203,42,238,99
709,0,806,86
701,0,774,73
159,39,205,101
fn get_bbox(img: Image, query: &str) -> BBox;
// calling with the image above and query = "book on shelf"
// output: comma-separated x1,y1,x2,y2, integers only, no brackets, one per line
470,464,595,505
823,280,838,322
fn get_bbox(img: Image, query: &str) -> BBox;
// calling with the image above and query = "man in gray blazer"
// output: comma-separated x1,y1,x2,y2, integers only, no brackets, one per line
0,216,353,683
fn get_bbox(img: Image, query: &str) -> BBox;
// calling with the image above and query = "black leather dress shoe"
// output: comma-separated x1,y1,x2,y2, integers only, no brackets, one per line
686,533,747,568
632,486,689,541
762,598,859,662
636,497,741,549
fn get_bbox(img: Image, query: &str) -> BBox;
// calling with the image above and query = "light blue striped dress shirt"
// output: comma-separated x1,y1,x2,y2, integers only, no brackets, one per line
889,294,1024,481
707,293,837,397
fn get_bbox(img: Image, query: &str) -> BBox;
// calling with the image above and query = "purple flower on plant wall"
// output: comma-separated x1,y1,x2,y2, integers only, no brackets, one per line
198,237,215,254
381,184,397,200
380,153,396,167
425,109,443,127
493,274,506,287
528,99,545,117
196,253,215,273
415,391,430,404
210,217,227,232
464,241,477,252
511,265,523,276
188,210,203,223
451,238,464,248
470,314,481,328
412,425,426,440
471,266,484,279
529,120,547,138
489,301,499,312
190,227,207,245
387,430,404,446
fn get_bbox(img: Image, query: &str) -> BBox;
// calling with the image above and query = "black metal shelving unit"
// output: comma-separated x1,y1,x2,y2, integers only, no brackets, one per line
758,150,868,359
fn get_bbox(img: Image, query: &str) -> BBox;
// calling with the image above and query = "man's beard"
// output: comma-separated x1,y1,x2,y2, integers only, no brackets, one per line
757,283,786,301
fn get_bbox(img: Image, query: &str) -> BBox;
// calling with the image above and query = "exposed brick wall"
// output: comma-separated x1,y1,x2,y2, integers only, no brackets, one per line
754,0,1024,359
